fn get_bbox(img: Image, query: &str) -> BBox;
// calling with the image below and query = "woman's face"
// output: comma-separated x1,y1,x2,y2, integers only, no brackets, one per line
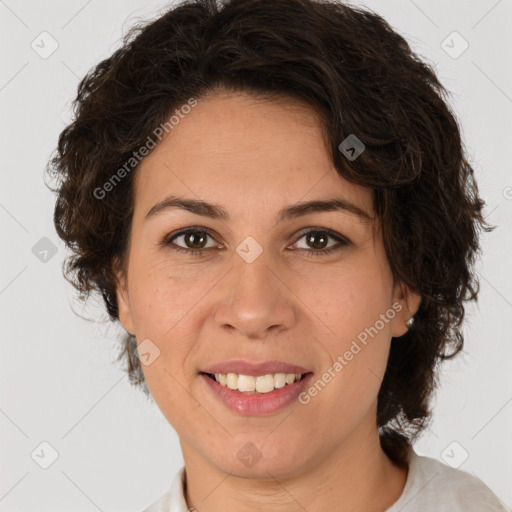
116,91,419,478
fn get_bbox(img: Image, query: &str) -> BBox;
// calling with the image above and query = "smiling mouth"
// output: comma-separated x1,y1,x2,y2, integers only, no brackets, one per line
201,371,310,394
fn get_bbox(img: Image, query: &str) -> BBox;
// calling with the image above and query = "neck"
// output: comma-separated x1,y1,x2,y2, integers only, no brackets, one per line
181,420,408,512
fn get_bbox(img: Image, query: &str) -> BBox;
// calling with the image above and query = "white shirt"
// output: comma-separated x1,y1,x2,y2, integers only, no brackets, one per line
142,449,510,511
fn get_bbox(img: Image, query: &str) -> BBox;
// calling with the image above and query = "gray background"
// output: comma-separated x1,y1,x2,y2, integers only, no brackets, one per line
1,0,511,510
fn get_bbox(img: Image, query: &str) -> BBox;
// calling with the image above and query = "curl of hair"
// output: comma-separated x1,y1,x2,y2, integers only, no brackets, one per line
45,0,494,468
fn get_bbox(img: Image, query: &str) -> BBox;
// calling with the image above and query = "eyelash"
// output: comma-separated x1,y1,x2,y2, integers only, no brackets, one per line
160,226,350,258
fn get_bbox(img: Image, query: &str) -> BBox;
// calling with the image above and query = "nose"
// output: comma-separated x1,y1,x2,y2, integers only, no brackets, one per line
213,251,296,340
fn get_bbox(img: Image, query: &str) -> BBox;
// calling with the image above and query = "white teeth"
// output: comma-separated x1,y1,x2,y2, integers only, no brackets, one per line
285,373,296,384
274,373,286,389
211,372,304,393
238,374,256,392
255,374,275,393
226,373,238,390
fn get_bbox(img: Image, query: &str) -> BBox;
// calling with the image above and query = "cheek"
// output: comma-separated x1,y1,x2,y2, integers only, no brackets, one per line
142,361,210,447
308,262,393,344
302,326,391,444
127,258,211,404
302,263,393,414
127,253,212,342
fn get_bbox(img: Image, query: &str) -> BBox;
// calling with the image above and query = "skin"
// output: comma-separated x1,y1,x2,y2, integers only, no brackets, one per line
115,89,421,512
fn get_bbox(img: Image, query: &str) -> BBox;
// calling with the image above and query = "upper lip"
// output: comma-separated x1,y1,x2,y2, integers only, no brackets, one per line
201,359,312,376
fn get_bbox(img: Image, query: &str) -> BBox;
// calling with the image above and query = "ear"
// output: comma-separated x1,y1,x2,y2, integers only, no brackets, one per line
390,281,422,338
113,260,135,336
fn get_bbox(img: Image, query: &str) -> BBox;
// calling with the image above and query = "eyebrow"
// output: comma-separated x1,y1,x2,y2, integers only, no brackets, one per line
145,195,373,224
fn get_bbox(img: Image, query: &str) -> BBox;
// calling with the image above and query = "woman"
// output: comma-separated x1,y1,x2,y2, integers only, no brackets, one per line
46,0,508,510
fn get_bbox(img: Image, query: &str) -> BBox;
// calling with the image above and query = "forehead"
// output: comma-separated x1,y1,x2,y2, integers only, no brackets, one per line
133,91,374,222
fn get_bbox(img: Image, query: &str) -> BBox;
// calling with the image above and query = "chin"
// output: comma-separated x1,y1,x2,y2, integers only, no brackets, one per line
210,438,311,480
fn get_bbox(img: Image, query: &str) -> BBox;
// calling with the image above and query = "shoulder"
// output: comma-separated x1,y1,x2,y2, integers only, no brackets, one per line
141,466,188,512
388,449,509,511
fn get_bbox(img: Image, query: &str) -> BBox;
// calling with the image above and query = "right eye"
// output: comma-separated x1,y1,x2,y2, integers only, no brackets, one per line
161,227,221,256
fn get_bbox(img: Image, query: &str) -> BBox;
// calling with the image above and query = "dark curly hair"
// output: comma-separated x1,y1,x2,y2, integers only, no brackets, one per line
45,0,494,468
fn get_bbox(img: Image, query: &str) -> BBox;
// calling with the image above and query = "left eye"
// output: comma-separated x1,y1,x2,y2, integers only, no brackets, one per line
290,229,349,257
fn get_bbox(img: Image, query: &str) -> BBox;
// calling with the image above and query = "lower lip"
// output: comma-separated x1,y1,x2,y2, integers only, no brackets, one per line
200,373,314,415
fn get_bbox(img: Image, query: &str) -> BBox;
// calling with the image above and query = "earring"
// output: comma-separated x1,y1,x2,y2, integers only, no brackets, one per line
406,316,415,328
